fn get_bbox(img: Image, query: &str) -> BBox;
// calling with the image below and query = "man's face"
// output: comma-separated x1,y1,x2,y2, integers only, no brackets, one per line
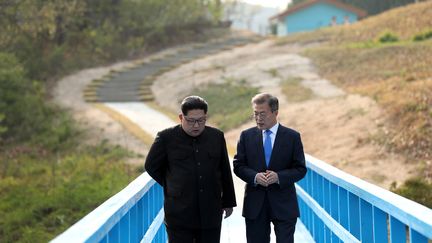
253,103,278,130
180,109,207,137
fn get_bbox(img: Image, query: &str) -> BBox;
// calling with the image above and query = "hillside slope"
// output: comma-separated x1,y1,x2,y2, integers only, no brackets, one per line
286,1,432,205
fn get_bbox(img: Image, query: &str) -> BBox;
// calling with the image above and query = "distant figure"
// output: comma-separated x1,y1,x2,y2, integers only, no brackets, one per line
145,95,236,243
344,15,351,25
233,93,307,243
330,16,338,26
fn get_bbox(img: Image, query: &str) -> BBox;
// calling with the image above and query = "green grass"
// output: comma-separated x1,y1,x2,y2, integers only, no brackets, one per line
192,79,259,131
281,77,314,102
0,143,139,242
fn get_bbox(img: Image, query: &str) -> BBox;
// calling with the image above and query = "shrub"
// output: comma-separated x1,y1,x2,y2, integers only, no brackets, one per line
0,52,78,150
0,52,31,141
378,32,399,43
413,29,432,42
391,177,432,208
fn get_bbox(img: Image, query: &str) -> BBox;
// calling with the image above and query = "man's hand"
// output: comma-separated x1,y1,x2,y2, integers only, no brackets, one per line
256,172,268,187
265,170,279,185
223,207,233,219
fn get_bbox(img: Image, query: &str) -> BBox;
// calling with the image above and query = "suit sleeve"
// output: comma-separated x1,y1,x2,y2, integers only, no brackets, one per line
277,132,307,188
233,132,258,184
144,132,167,186
220,134,237,208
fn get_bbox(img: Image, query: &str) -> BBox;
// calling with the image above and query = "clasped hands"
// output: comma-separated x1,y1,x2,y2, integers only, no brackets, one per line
256,170,278,187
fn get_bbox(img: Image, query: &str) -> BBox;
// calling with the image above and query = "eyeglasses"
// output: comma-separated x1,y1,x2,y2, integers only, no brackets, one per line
253,112,268,119
184,117,206,126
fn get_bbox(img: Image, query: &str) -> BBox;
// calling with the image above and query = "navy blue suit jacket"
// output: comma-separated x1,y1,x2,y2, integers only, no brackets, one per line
233,124,307,220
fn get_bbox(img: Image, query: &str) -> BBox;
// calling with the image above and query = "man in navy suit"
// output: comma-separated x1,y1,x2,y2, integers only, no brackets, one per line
233,93,307,243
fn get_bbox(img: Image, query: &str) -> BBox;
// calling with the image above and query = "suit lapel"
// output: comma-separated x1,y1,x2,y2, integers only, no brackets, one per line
254,128,267,168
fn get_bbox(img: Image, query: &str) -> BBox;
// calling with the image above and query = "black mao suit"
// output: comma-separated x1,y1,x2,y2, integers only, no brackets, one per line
233,124,307,243
145,125,236,234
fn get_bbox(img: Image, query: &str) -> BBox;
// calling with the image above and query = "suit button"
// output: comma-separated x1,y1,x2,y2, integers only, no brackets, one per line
196,149,199,153
197,162,200,166
200,189,203,192
199,176,202,179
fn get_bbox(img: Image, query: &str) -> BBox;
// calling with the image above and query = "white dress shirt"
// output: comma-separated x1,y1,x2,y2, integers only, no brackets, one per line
262,123,279,149
254,123,279,185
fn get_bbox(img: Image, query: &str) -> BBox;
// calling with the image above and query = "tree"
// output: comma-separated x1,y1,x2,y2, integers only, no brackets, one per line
0,52,34,141
288,0,307,8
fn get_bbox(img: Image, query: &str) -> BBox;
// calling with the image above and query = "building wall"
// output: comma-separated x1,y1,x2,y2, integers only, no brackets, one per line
277,22,287,36
283,2,359,35
224,2,278,36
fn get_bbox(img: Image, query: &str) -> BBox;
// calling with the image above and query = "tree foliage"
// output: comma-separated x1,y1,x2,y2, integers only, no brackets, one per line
0,0,223,81
0,53,77,150
0,0,223,146
0,1,224,240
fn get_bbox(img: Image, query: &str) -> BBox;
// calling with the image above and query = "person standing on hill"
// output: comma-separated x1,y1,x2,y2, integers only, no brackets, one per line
145,95,236,243
233,93,307,243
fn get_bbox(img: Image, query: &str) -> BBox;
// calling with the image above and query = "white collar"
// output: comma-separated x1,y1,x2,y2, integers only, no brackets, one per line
262,123,279,135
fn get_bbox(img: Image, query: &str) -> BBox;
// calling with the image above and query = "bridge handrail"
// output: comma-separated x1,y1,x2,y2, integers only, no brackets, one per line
51,173,157,242
304,154,432,239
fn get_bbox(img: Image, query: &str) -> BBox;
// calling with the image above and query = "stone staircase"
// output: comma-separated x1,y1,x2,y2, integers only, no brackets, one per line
83,34,263,103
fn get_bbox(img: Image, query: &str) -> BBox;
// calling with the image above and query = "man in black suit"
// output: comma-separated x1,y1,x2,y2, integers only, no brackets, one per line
145,95,236,243
233,93,307,243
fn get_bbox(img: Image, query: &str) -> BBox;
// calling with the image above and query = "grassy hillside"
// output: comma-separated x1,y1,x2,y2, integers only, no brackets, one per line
280,1,432,206
279,1,432,44
0,142,141,242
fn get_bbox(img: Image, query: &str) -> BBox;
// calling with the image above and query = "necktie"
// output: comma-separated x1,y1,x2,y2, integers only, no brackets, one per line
264,129,272,167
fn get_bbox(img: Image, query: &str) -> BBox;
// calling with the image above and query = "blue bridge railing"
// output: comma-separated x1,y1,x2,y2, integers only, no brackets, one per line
298,154,432,243
51,173,166,243
52,154,432,243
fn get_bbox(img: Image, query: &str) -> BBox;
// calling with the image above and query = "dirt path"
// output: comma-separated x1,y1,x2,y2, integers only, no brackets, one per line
53,61,150,159
54,36,417,189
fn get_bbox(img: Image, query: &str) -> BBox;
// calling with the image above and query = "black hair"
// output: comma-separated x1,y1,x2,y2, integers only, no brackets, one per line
181,96,208,115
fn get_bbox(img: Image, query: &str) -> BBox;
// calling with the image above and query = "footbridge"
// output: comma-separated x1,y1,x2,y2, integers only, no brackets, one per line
51,143,432,242
52,34,432,243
